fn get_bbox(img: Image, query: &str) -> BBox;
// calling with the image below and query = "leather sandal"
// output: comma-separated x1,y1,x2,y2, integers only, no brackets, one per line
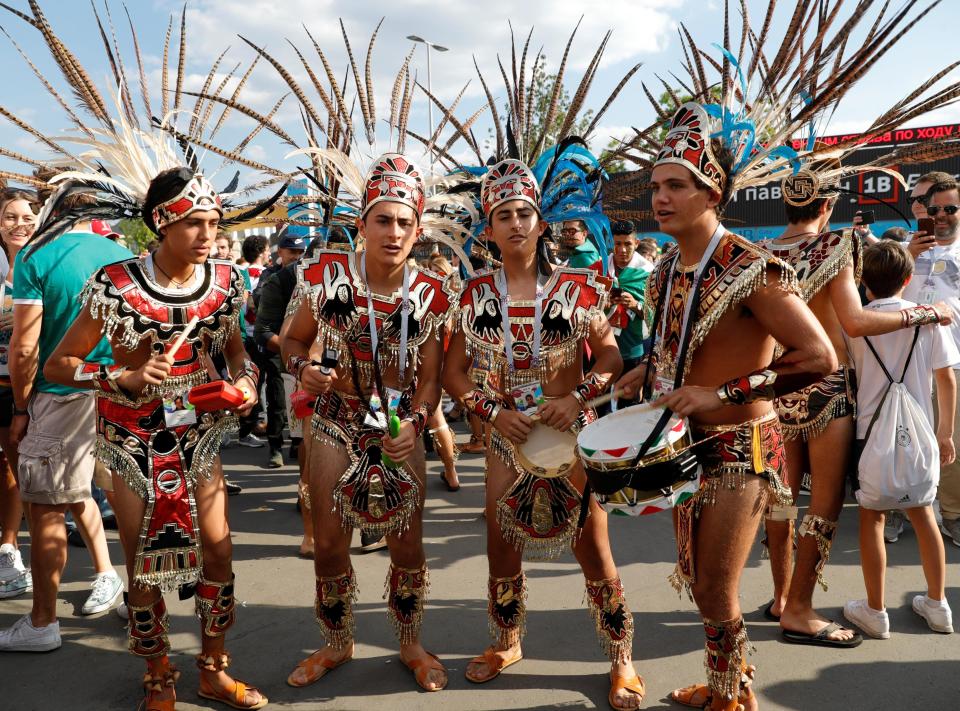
141,657,180,711
461,435,486,454
465,645,523,684
196,652,268,710
402,650,448,691
608,670,645,709
671,668,755,711
287,649,352,687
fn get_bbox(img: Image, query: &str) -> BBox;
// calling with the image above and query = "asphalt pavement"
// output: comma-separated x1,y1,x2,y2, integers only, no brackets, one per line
2,425,957,710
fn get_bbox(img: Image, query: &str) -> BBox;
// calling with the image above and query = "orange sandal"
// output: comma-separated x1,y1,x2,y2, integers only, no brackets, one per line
609,671,645,710
141,658,180,711
671,682,754,710
196,653,268,710
402,650,448,691
465,645,523,684
287,649,353,687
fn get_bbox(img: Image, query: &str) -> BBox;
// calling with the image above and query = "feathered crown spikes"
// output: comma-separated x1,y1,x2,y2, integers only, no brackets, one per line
654,102,727,194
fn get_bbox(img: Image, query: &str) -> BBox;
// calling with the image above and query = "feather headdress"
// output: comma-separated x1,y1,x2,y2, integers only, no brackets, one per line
0,1,288,254
615,0,960,210
218,18,478,270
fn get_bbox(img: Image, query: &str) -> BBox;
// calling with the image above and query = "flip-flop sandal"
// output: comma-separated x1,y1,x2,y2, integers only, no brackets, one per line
439,471,461,492
197,678,268,710
781,621,862,648
763,600,781,622
402,650,448,691
286,650,352,687
608,671,645,709
465,646,523,684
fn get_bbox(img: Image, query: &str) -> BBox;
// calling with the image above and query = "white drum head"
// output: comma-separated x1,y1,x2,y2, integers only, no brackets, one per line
516,424,577,478
578,404,687,465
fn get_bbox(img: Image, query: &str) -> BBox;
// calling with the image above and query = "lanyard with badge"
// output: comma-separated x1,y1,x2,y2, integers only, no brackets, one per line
919,246,948,305
360,251,412,429
497,268,549,413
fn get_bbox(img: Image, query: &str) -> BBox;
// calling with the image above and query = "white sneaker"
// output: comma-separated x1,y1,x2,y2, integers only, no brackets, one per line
238,433,266,448
843,599,890,639
940,518,960,548
912,595,954,634
82,570,124,615
883,511,907,544
116,602,128,622
0,570,32,599
0,543,26,583
0,614,61,652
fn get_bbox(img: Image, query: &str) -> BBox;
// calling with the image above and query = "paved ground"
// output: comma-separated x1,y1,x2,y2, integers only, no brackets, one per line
2,425,957,710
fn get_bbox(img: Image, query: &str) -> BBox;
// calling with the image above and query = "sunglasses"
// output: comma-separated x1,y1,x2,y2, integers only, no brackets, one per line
908,195,928,205
926,205,960,216
559,229,582,236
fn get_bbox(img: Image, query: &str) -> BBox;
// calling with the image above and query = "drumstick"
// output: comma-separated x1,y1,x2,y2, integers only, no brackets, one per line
167,315,199,358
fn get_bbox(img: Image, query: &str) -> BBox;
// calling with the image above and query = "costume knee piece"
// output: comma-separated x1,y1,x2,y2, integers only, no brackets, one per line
487,572,527,643
703,615,750,702
584,576,634,663
315,568,357,649
128,596,170,659
384,563,429,645
194,575,237,638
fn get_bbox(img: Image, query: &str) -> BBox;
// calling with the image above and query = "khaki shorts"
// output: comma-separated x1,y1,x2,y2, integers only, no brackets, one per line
18,391,97,505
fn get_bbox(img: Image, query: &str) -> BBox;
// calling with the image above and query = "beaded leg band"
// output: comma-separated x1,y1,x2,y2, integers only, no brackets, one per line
128,596,171,659
195,575,236,638
584,576,634,663
384,562,429,645
488,572,527,645
798,514,838,592
316,568,357,649
196,650,232,672
703,616,750,702
142,655,180,703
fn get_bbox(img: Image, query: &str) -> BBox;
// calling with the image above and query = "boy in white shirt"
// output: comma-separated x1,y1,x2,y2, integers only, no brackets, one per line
845,241,957,638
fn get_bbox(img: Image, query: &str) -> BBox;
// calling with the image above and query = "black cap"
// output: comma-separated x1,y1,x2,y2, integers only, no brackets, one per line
611,219,635,236
277,234,306,250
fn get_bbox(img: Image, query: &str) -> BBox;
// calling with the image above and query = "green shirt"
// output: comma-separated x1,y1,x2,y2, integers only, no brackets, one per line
13,232,133,395
567,240,601,270
613,257,650,360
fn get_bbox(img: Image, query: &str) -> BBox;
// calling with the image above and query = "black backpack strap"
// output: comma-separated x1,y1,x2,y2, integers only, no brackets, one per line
859,326,921,448
897,327,922,383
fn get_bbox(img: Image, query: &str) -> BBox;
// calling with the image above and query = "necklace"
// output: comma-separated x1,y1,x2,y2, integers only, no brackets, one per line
153,255,194,288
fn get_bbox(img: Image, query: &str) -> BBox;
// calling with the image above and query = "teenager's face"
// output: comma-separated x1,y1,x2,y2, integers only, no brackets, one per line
650,164,719,238
484,200,545,261
613,233,637,269
0,199,37,252
928,188,960,242
560,221,586,248
357,201,422,270
159,209,221,264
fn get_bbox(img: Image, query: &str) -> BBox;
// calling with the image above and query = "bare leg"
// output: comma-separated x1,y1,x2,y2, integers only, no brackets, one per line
110,474,175,706
683,479,767,711
385,444,448,690
298,433,314,558
427,407,460,489
764,439,805,617
287,439,354,687
568,465,641,710
0,430,24,547
779,416,857,641
905,506,946,601
27,503,69,627
465,454,524,682
857,509,886,611
194,459,264,707
68,497,114,575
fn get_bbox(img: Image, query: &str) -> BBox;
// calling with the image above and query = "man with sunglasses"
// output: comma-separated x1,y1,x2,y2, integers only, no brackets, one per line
906,171,954,261
560,219,602,271
904,178,960,548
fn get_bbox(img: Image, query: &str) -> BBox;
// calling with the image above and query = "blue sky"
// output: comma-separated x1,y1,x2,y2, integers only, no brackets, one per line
2,0,958,188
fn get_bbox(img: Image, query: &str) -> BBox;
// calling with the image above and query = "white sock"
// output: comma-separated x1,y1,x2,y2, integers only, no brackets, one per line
867,603,887,615
925,596,949,609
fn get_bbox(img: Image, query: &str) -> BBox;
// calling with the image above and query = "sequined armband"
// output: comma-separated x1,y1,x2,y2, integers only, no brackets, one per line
716,368,777,405
571,372,609,409
231,358,260,386
901,304,941,327
464,388,502,423
404,403,431,437
286,354,309,378
74,362,128,394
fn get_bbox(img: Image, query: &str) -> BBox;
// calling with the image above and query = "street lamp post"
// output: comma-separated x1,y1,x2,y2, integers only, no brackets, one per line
406,35,448,173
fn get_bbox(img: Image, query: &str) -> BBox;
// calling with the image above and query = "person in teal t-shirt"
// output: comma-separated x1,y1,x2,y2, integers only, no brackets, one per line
560,218,602,270
12,231,132,396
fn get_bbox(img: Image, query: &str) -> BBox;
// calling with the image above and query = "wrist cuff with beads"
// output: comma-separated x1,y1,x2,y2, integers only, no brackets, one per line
716,368,778,405
901,304,942,327
464,388,501,422
74,362,128,394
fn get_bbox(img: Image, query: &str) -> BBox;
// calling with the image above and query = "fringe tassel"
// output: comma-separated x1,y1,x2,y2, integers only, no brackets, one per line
798,514,838,592
584,576,634,663
703,616,751,702
315,569,358,650
487,573,527,644
384,563,429,645
780,393,851,441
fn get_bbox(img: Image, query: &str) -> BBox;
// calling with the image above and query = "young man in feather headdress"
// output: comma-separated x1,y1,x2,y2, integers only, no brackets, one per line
760,162,950,649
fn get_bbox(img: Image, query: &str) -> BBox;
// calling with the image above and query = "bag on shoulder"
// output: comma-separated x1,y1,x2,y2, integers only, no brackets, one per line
856,328,939,510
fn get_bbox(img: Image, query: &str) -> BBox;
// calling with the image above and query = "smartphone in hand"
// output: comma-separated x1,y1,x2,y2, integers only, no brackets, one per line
918,217,936,236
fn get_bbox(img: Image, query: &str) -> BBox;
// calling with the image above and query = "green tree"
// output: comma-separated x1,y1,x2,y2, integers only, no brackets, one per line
116,217,155,254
